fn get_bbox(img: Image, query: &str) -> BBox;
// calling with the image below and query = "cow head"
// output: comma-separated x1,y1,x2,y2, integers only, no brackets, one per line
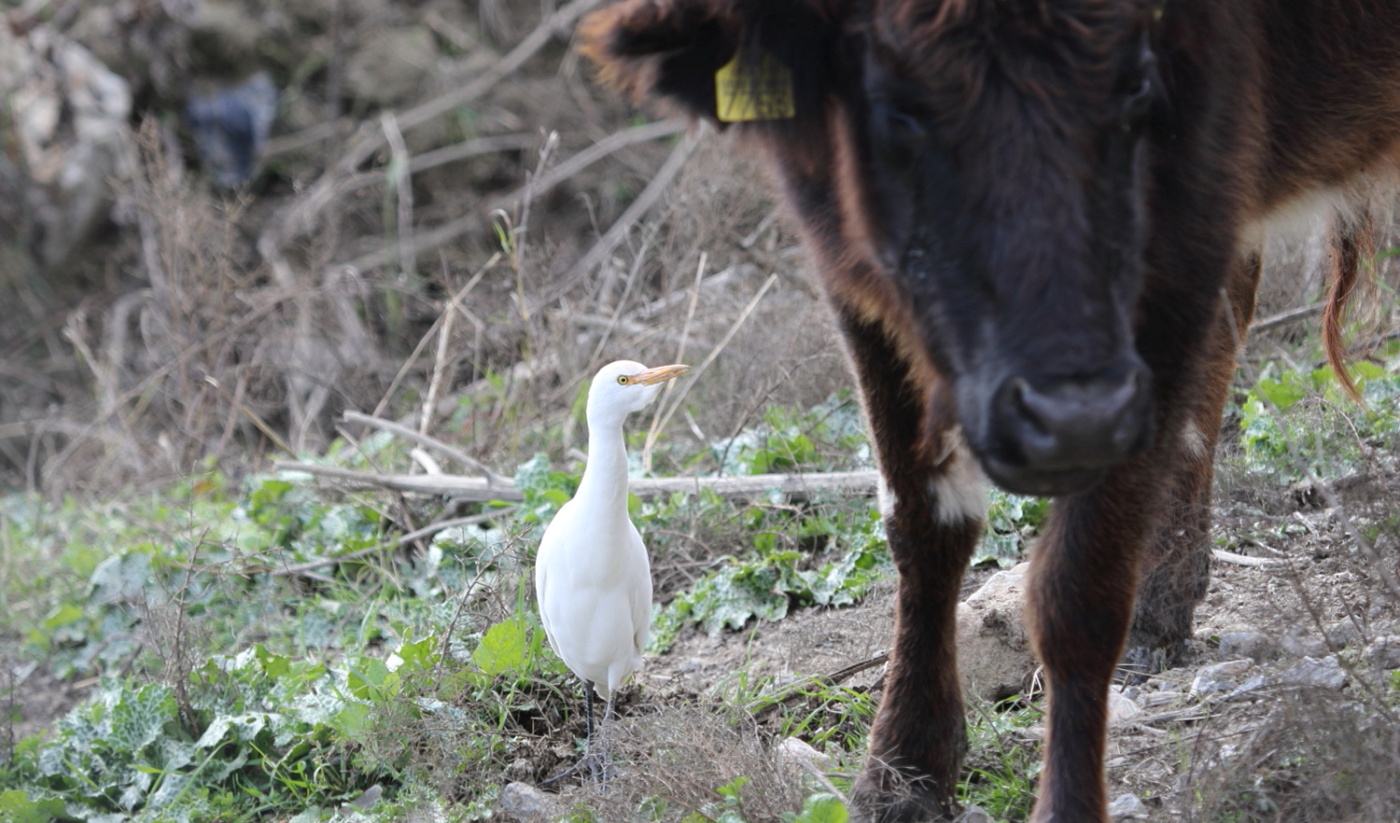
582,0,1166,496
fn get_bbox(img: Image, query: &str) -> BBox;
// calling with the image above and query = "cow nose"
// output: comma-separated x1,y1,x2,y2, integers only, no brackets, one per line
993,366,1151,472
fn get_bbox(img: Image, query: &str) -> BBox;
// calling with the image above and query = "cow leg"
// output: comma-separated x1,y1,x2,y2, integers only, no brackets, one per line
1027,467,1165,822
1127,253,1261,672
838,312,983,823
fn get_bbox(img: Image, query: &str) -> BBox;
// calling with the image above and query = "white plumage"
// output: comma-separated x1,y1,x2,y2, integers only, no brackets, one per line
534,359,688,781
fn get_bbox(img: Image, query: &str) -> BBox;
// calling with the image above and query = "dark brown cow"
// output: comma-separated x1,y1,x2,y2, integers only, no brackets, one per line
580,1,1400,821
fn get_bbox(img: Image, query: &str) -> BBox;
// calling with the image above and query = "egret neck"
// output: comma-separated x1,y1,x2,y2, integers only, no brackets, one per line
575,405,634,520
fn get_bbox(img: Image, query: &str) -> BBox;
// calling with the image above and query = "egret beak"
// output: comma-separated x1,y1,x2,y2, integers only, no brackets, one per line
631,364,691,385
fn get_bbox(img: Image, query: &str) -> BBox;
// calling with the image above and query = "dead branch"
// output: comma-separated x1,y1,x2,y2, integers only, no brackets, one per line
273,461,880,503
328,120,686,277
555,130,704,298
1250,301,1327,333
1211,549,1288,569
342,410,508,485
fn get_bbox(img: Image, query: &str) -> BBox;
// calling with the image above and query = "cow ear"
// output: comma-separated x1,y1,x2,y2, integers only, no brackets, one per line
578,0,739,122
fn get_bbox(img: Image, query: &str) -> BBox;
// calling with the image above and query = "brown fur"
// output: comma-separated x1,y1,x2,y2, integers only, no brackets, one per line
580,2,1400,821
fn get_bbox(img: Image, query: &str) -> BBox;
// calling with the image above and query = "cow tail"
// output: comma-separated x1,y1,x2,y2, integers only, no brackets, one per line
1322,213,1375,403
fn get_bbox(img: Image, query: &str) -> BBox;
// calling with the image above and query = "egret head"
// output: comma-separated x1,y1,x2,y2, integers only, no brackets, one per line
587,360,691,427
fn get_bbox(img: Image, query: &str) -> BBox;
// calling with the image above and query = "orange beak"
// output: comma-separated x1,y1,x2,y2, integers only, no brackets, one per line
631,363,691,385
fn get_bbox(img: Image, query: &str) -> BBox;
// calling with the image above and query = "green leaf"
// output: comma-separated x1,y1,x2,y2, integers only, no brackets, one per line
0,790,65,823
41,604,84,632
108,682,177,752
395,637,438,672
1255,376,1306,411
793,793,848,823
473,615,531,676
716,775,751,800
332,702,373,741
255,644,290,679
347,657,391,699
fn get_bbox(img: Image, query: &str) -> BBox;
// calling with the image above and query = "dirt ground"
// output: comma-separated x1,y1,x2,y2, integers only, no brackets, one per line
622,461,1400,821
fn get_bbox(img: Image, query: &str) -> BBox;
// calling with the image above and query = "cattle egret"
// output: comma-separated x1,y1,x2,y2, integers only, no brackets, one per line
535,359,689,782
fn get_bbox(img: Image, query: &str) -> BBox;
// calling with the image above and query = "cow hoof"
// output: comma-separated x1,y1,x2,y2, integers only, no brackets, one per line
849,786,957,823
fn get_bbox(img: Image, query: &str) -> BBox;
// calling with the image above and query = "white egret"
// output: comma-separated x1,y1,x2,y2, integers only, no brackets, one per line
535,359,690,783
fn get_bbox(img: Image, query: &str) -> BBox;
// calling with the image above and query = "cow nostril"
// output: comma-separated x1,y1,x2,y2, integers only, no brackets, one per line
1004,377,1051,436
993,367,1150,470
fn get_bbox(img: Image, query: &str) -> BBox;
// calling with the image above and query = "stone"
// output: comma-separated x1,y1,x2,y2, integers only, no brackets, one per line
958,805,995,823
1227,674,1269,700
499,781,561,823
1280,655,1347,690
1109,793,1149,820
1106,686,1142,726
1365,635,1400,670
1218,630,1277,661
185,73,278,188
1324,620,1363,650
1190,659,1253,695
0,24,132,272
1280,626,1328,659
776,736,833,772
955,563,1037,701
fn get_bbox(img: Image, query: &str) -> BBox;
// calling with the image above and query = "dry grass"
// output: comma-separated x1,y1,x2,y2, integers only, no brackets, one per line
558,701,809,822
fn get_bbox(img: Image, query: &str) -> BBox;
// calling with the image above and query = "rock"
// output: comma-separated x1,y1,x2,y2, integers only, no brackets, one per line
1106,686,1142,726
185,73,278,188
1190,659,1252,695
1280,626,1327,659
1280,655,1347,690
1365,635,1400,670
1324,620,1363,650
345,27,440,107
776,737,833,772
499,781,561,823
1227,674,1269,700
1109,793,1149,820
0,24,132,272
1218,630,1277,661
955,563,1037,701
958,805,995,823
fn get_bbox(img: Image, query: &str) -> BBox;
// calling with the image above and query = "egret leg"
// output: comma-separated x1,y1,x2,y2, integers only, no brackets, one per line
584,683,603,783
538,680,599,788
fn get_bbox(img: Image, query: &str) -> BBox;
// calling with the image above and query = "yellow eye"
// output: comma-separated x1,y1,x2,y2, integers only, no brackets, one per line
616,375,630,385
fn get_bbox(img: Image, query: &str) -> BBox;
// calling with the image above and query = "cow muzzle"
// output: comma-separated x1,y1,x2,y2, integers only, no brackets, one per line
977,362,1153,496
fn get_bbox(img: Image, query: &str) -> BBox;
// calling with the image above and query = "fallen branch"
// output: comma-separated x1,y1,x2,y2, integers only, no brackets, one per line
273,461,880,502
1211,548,1288,569
341,410,508,486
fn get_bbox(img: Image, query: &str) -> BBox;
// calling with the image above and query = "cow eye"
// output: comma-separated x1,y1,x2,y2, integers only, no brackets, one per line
873,101,927,167
1122,76,1153,128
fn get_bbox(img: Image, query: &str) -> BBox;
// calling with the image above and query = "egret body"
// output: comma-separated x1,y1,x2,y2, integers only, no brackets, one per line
535,359,689,781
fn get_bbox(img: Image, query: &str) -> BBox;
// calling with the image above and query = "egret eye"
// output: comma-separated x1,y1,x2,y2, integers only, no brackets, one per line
617,375,630,385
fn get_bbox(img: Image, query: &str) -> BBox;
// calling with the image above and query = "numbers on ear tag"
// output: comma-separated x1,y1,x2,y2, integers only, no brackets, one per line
714,50,796,122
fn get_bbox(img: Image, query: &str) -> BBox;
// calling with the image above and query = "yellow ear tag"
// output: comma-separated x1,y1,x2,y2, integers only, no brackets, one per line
714,50,796,122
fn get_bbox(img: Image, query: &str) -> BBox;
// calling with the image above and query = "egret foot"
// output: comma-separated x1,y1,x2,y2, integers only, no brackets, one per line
538,683,620,789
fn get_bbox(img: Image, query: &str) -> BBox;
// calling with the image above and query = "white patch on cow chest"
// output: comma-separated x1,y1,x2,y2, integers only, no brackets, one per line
928,434,989,526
